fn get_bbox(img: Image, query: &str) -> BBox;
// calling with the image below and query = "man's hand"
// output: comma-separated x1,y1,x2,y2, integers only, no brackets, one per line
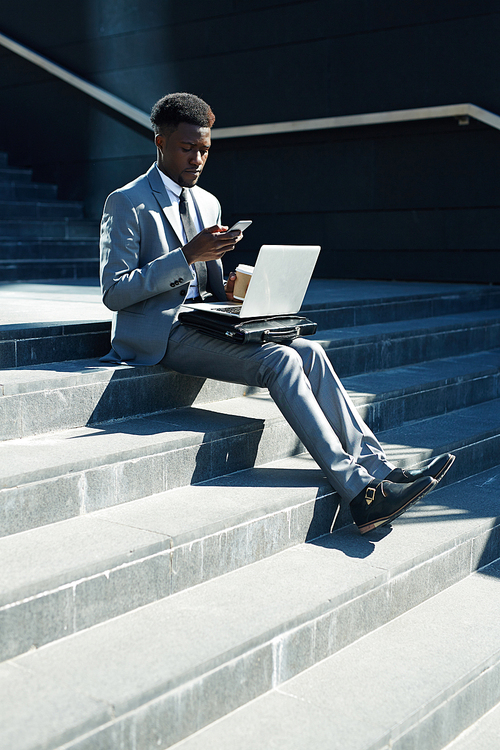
225,271,237,301
183,225,242,264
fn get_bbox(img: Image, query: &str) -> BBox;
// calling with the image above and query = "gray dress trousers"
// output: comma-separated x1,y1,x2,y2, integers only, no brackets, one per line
161,322,395,502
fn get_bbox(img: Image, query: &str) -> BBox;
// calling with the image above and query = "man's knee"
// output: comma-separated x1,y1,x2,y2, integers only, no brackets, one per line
291,338,329,374
292,338,323,356
259,343,304,387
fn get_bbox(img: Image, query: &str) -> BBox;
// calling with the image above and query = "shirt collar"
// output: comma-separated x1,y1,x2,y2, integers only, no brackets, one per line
156,164,185,198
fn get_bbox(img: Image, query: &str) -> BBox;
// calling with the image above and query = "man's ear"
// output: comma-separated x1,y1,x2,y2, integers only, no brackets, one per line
155,133,165,153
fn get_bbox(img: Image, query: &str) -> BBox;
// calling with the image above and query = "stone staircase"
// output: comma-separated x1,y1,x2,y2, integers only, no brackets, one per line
0,152,99,281
0,274,499,748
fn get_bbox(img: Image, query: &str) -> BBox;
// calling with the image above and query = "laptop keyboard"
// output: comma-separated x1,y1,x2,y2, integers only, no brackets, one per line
211,306,242,314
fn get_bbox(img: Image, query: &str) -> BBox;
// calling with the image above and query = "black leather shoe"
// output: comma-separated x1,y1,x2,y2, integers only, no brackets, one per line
350,476,436,535
386,453,455,485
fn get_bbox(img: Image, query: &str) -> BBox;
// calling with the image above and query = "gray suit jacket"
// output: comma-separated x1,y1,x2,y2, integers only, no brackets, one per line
100,164,226,365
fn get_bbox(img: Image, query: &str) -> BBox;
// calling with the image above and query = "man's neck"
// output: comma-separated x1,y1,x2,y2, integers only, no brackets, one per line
156,164,184,196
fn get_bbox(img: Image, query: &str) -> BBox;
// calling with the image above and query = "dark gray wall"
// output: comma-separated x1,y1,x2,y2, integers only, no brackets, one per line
1,1,499,281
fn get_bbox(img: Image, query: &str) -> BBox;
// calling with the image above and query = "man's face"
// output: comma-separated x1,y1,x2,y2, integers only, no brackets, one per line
156,122,211,188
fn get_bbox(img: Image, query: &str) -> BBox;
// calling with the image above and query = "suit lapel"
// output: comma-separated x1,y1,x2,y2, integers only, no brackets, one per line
147,165,217,244
147,164,184,246
146,164,226,301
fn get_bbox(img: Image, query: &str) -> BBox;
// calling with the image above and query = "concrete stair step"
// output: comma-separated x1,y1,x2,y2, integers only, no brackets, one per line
1,348,499,440
317,308,500,376
379,397,500,489
1,284,498,367
347,349,500,433
302,280,500,330
1,470,498,750
0,199,84,220
0,448,497,662
8,304,494,377
0,394,304,535
443,701,500,749
0,166,33,183
169,554,500,750
0,218,98,239
0,240,98,260
0,275,498,746
0,182,58,200
0,453,333,660
0,359,262,438
0,321,111,370
0,258,99,282
1,393,499,536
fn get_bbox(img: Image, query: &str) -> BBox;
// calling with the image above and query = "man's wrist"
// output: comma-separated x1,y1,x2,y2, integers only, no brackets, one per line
181,246,198,269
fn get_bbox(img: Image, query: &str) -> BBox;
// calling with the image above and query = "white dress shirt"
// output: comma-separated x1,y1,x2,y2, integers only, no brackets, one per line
156,164,203,299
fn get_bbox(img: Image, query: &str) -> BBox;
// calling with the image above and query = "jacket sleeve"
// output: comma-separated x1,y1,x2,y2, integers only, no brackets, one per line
100,190,193,312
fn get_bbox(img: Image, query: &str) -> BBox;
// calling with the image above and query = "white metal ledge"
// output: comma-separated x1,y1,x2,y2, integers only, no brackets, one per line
2,30,500,139
211,103,500,139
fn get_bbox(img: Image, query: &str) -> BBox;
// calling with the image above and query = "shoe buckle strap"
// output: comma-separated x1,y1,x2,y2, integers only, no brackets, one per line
365,486,376,505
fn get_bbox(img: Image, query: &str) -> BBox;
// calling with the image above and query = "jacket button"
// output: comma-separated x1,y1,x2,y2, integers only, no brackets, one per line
180,289,187,297
170,282,175,288
179,277,184,283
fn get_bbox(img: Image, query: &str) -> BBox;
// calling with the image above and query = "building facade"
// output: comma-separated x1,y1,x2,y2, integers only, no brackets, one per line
0,0,499,281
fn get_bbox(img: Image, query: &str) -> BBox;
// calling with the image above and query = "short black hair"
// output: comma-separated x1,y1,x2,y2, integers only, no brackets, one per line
150,92,215,134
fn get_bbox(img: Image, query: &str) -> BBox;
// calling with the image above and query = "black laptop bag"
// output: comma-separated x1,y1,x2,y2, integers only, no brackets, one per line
178,309,317,345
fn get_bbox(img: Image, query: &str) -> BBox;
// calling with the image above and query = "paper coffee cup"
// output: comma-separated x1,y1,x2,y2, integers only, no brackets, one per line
233,264,254,301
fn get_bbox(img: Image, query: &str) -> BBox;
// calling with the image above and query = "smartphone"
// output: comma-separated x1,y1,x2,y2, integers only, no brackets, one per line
228,220,252,233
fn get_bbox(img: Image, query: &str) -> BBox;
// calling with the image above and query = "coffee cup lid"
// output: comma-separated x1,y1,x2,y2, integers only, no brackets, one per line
235,264,254,275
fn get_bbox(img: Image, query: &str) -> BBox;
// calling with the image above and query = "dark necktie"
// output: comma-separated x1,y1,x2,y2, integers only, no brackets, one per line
179,188,208,299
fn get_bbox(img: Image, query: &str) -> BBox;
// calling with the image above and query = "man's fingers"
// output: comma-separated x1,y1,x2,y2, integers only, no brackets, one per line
183,227,238,264
217,229,242,242
225,271,237,301
201,227,236,249
205,224,228,234
215,231,240,246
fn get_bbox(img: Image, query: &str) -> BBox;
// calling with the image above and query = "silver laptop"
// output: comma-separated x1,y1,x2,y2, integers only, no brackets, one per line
185,245,320,318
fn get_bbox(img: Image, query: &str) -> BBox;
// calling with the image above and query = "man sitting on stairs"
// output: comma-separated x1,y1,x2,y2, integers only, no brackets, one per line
99,91,455,535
